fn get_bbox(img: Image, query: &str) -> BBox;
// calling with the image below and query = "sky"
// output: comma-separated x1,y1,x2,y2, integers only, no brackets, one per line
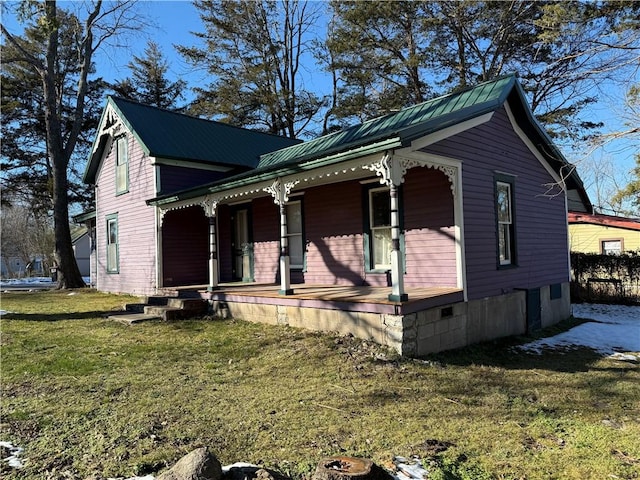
1,1,637,213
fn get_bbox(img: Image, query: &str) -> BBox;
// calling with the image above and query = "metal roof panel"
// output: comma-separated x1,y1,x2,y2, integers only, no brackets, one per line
108,97,300,169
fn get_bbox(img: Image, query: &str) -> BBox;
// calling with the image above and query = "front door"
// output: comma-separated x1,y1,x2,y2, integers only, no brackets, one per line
231,207,252,281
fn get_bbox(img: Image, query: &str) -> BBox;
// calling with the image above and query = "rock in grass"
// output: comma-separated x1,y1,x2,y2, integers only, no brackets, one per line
156,447,223,480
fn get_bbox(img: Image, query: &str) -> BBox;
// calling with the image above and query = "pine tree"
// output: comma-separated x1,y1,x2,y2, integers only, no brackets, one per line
111,41,186,110
179,0,324,138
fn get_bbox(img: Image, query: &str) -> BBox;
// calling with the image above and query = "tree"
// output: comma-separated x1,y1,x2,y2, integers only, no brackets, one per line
111,40,187,110
608,84,640,216
324,0,640,143
1,8,104,217
1,204,55,278
179,0,324,138
325,0,433,123
1,0,146,289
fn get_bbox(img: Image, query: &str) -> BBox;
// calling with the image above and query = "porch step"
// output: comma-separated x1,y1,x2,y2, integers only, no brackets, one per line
109,312,162,325
117,297,209,322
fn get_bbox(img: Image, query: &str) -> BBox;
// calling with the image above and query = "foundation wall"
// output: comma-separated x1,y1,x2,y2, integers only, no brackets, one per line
541,283,571,328
218,283,570,356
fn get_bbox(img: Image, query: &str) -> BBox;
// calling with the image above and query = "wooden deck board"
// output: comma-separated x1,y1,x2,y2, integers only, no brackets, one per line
167,283,464,315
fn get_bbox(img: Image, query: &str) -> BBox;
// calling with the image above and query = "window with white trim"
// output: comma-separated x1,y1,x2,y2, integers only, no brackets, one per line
601,239,622,255
496,179,516,266
285,200,304,269
115,135,129,194
106,215,119,273
369,187,392,270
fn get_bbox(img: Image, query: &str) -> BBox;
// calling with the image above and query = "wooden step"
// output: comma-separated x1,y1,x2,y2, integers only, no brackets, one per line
115,297,209,323
109,312,161,325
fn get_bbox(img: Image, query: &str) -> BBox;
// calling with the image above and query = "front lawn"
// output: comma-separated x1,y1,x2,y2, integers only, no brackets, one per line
1,290,638,479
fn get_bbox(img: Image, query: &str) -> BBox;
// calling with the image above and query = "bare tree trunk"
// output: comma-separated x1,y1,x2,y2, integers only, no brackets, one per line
42,0,85,289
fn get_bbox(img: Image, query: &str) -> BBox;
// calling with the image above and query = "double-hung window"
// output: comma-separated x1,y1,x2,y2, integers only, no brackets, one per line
285,200,304,269
496,175,516,266
115,135,129,194
106,215,119,273
601,239,622,255
369,187,392,270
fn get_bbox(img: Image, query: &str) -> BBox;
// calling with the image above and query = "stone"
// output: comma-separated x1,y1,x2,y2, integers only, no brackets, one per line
156,447,223,480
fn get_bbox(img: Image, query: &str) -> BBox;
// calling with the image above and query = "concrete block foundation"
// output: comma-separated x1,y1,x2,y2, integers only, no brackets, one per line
214,283,571,357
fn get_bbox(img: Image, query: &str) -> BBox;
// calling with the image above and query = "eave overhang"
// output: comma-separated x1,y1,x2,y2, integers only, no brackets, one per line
147,137,403,208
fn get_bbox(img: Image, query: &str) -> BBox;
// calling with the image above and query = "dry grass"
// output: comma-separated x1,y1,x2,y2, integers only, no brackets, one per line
1,290,639,479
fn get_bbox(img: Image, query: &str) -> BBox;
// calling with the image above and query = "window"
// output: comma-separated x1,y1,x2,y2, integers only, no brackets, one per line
369,187,392,270
106,215,119,273
285,200,304,269
115,135,129,194
496,176,516,266
601,239,622,255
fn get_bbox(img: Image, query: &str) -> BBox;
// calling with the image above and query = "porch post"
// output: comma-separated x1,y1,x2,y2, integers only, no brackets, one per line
201,197,219,291
279,201,293,295
366,152,409,302
264,178,298,295
208,216,218,291
388,181,408,302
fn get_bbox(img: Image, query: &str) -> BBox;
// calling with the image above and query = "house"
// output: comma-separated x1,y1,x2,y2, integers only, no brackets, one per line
569,212,640,254
1,255,46,278
81,74,592,356
71,226,92,278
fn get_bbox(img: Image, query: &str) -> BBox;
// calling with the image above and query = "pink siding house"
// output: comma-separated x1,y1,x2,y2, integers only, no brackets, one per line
82,75,592,356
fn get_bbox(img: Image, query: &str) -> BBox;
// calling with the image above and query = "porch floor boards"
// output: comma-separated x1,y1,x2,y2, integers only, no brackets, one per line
167,283,464,315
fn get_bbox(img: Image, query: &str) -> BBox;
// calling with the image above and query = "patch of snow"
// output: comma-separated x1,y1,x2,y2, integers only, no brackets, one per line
222,462,260,472
1,441,24,468
107,476,154,480
392,456,429,480
519,303,639,360
0,277,53,286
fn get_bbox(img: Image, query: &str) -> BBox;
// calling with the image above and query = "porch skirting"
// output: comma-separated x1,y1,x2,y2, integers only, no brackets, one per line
204,283,570,357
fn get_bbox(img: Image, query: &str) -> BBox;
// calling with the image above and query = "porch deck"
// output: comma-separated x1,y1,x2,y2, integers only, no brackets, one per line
168,283,464,315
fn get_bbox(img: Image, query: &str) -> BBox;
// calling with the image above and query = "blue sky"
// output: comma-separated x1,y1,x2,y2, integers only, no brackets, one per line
2,1,637,212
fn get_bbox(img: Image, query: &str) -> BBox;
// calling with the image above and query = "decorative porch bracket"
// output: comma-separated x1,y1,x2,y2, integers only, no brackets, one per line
363,152,460,302
362,152,409,302
264,178,300,295
201,195,221,291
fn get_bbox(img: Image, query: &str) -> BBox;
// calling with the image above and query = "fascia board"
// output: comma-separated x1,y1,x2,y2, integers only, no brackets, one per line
409,112,494,151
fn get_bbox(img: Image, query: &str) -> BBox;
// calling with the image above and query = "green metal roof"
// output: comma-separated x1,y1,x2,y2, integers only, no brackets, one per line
71,226,88,244
143,74,590,213
258,75,516,169
84,97,300,183
73,209,96,223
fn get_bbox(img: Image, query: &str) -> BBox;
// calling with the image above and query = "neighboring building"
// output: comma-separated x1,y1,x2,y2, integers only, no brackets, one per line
80,75,592,356
568,212,640,254
71,226,92,278
1,255,46,277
